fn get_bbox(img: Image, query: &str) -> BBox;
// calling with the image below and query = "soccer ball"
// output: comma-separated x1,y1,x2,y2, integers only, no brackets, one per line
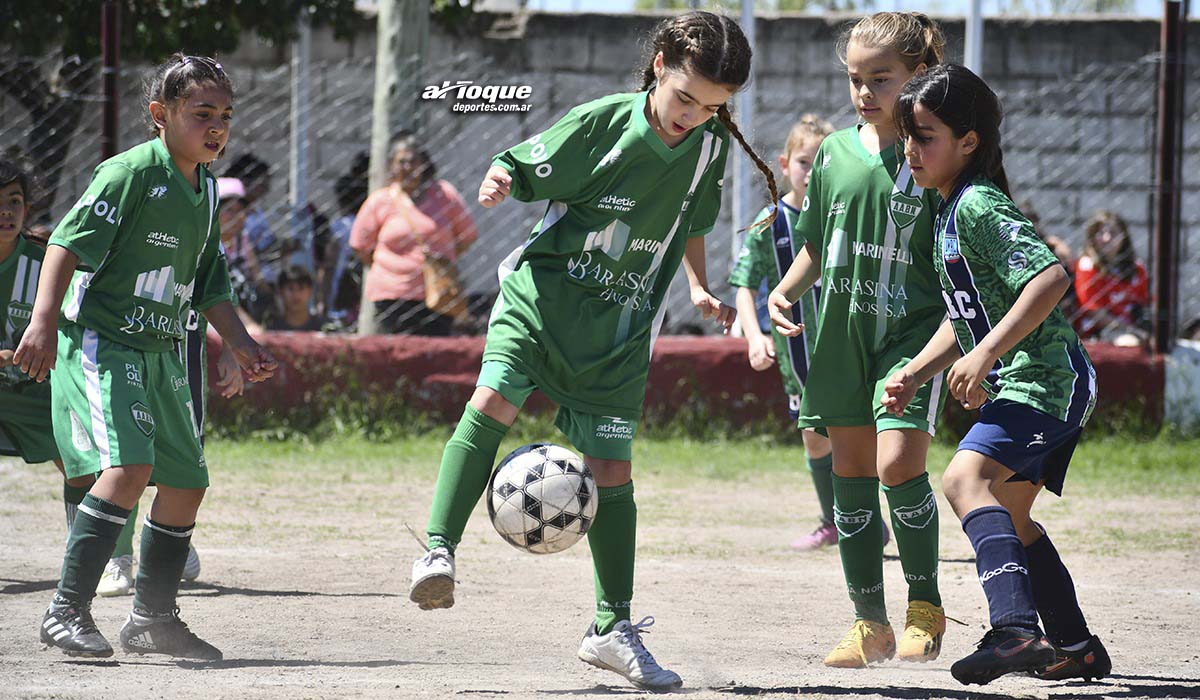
487,443,597,554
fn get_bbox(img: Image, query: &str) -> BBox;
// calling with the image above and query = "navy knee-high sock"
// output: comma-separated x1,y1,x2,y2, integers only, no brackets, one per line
1026,526,1091,647
962,506,1040,632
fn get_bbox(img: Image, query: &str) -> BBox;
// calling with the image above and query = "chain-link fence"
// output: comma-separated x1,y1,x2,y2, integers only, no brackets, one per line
0,43,1192,342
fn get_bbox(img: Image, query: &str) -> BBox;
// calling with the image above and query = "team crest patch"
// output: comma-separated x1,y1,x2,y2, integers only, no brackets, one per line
1000,221,1023,241
892,492,938,529
7,301,32,329
943,234,961,262
889,191,923,230
834,506,872,538
130,401,156,437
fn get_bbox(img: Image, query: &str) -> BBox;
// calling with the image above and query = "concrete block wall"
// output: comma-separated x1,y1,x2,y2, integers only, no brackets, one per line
3,12,1198,326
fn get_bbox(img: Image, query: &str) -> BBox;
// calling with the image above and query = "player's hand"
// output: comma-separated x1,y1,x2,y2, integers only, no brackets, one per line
747,333,775,371
767,289,804,337
216,344,245,398
478,166,512,208
231,339,278,384
691,287,735,333
14,319,57,383
0,349,14,366
948,347,995,410
880,367,919,416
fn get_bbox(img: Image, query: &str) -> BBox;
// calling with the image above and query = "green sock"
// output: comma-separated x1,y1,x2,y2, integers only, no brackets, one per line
113,501,138,558
807,452,835,525
54,494,131,607
62,482,89,532
588,481,636,635
426,404,510,553
833,474,888,624
133,518,193,615
882,472,942,606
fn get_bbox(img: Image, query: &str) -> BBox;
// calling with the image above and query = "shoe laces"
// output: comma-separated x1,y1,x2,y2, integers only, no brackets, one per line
974,628,1007,651
618,617,659,666
70,604,101,636
835,620,876,650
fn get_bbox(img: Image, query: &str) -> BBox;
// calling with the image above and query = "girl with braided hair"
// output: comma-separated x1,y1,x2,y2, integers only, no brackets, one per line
409,10,775,690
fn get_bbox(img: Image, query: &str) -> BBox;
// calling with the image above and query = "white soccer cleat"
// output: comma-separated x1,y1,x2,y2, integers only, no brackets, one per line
181,545,201,582
409,547,455,610
96,555,135,598
577,616,683,691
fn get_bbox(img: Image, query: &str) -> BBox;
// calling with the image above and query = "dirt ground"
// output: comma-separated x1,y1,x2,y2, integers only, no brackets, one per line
2,450,1198,700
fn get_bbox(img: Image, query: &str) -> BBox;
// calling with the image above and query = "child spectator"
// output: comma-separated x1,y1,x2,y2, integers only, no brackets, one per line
1074,210,1148,345
266,265,327,332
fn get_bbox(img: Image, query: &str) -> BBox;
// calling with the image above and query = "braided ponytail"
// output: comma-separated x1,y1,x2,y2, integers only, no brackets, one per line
718,105,778,234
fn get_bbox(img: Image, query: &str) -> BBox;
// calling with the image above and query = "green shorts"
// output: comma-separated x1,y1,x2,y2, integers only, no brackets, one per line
798,330,948,436
0,380,58,464
478,360,637,461
51,324,208,488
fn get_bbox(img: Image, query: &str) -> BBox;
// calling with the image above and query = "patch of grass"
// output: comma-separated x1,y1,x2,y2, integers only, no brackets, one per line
206,430,1200,499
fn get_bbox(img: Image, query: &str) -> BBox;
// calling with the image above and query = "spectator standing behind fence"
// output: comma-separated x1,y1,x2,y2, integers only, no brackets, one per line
224,154,279,285
265,266,327,332
350,135,477,336
1074,210,1148,345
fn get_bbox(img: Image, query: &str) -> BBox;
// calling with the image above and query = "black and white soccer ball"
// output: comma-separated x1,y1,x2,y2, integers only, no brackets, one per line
487,443,597,554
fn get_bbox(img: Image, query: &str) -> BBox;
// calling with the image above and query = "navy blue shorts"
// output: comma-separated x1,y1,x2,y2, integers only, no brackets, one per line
957,399,1082,496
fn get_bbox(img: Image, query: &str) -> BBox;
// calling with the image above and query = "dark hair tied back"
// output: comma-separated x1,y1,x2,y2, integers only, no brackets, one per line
895,63,1010,197
144,52,234,137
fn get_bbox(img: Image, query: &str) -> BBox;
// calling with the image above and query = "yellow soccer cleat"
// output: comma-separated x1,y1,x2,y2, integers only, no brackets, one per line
897,600,946,662
824,620,897,668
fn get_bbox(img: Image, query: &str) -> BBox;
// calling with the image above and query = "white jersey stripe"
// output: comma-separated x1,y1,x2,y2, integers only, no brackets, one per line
81,328,113,470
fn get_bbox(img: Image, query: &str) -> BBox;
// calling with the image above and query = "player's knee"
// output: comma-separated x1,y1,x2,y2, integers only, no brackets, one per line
940,462,970,508
585,457,631,487
468,387,519,425
64,474,95,489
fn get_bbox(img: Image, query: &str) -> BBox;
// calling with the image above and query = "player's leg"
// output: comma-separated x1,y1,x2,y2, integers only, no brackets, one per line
791,428,838,551
117,348,219,660
995,467,1110,681
942,452,1054,685
43,326,154,657
44,463,152,657
572,416,680,692
412,361,528,610
824,425,896,668
96,498,138,598
877,427,944,662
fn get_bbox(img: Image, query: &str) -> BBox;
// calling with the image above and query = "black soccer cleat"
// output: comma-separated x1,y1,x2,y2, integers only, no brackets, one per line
951,626,1056,686
119,608,222,660
1033,635,1111,682
40,604,114,657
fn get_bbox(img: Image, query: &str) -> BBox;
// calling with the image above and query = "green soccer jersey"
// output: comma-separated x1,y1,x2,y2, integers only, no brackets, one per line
0,237,43,389
485,90,729,417
934,175,1097,426
729,201,819,396
50,138,233,353
796,127,944,352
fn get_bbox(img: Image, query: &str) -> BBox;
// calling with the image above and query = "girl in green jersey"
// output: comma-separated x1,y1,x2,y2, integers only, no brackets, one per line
768,13,953,668
409,11,777,691
16,54,276,661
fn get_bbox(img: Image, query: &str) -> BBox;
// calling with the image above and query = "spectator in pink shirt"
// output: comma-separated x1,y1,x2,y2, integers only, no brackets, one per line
351,135,478,336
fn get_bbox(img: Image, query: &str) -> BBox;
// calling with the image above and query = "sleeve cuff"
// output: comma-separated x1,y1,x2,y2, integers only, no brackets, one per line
47,240,100,271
